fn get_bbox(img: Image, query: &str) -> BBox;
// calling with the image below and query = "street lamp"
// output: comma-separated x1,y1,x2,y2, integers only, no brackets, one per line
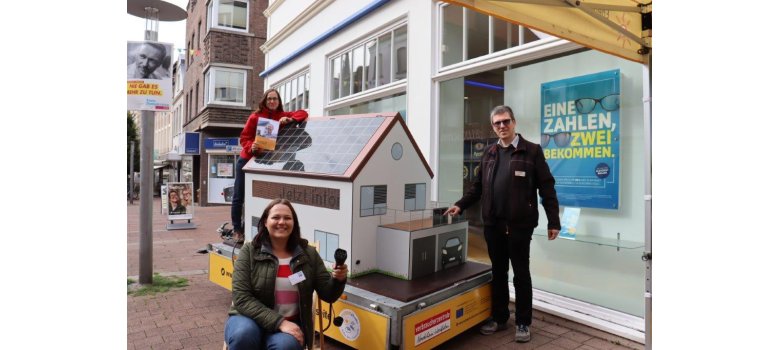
127,0,186,285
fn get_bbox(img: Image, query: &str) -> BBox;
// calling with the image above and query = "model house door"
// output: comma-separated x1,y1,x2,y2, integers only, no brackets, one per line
411,235,436,279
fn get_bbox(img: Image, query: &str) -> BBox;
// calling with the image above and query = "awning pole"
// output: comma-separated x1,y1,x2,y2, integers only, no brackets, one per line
642,53,652,350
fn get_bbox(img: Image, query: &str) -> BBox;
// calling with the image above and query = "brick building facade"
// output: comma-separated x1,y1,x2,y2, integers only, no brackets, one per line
181,0,268,206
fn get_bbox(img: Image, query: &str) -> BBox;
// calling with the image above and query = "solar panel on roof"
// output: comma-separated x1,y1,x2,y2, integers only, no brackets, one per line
252,117,385,175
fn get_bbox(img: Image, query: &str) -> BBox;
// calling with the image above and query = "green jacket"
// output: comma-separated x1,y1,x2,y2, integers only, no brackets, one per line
228,240,346,349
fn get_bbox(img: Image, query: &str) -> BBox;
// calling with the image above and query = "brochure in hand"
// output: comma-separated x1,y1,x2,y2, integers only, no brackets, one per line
254,118,280,151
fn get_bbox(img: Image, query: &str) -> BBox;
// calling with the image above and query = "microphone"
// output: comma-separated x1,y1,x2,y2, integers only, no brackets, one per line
332,248,348,327
334,248,347,267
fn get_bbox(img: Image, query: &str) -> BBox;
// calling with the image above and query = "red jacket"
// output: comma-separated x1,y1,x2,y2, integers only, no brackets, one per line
239,108,308,160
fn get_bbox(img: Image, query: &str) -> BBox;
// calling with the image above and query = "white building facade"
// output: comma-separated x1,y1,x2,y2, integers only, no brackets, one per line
261,0,648,343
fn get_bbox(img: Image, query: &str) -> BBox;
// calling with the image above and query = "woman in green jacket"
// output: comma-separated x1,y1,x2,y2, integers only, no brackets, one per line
224,199,348,350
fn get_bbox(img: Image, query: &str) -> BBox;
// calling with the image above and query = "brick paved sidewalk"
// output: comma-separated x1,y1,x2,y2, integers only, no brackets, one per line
127,199,643,349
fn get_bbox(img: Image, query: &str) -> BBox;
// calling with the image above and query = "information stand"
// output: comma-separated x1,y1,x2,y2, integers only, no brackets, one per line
209,243,492,350
161,182,197,230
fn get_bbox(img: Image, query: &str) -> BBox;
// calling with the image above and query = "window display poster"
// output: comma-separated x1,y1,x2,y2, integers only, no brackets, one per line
540,69,620,209
217,163,234,177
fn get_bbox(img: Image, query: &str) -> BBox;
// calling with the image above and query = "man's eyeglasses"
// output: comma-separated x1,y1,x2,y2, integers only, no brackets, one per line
492,118,513,128
540,132,571,148
267,97,280,101
574,93,620,114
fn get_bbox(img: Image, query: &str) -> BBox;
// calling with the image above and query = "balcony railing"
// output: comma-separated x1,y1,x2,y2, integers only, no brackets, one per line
377,201,467,232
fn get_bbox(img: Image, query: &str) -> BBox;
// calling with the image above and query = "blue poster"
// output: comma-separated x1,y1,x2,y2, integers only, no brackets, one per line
541,70,620,209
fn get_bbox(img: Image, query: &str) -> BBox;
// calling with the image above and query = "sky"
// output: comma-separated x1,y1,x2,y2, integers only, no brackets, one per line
126,0,189,61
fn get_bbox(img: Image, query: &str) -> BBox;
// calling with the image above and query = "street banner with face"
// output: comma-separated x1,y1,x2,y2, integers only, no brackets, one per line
127,40,174,111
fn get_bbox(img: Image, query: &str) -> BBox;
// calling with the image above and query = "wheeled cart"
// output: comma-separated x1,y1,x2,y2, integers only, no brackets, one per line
315,262,492,349
208,242,493,349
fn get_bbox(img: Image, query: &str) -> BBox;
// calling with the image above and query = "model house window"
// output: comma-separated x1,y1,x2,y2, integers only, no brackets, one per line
314,230,339,264
272,70,310,111
328,23,407,102
360,185,387,216
205,67,246,106
208,0,248,32
404,183,426,211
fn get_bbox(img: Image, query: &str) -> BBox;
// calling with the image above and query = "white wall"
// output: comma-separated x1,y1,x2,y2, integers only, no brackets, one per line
351,121,432,275
376,226,411,278
264,0,435,165
265,0,318,39
243,172,353,262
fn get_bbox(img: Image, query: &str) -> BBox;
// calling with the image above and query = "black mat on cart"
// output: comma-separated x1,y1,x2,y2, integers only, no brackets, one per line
345,261,491,302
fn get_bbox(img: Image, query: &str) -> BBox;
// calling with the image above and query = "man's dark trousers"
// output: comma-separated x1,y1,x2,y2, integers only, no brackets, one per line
484,221,533,326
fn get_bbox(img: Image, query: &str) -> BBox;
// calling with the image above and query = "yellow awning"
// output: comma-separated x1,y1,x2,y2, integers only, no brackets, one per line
441,0,651,64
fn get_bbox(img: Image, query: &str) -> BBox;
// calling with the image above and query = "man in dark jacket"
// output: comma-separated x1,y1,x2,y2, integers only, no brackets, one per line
444,105,560,343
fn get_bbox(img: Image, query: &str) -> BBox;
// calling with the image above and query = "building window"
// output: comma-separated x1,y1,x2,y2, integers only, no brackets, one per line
195,81,200,112
404,183,425,211
360,185,387,217
272,70,310,111
209,0,248,32
439,4,549,68
197,21,202,49
205,67,247,106
328,23,407,102
329,93,407,122
314,230,339,264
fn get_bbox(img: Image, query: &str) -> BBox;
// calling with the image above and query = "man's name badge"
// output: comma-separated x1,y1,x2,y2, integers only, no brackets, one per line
515,171,526,177
288,271,306,285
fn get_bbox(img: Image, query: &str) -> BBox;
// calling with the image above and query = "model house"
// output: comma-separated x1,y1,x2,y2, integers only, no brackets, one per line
243,112,467,279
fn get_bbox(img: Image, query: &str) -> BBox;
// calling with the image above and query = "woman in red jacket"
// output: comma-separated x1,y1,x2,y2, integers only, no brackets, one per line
231,89,308,239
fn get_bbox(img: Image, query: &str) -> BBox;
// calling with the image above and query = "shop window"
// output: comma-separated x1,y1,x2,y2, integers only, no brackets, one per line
466,9,490,60
376,32,392,87
352,45,365,94
209,154,237,179
272,70,310,111
328,93,406,122
439,3,547,69
327,22,407,102
314,230,339,264
441,4,464,66
393,26,407,81
360,185,387,216
436,49,647,317
404,183,425,211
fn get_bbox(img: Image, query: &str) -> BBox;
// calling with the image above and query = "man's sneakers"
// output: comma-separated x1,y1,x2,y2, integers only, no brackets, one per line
515,324,531,343
479,320,508,335
479,319,531,342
